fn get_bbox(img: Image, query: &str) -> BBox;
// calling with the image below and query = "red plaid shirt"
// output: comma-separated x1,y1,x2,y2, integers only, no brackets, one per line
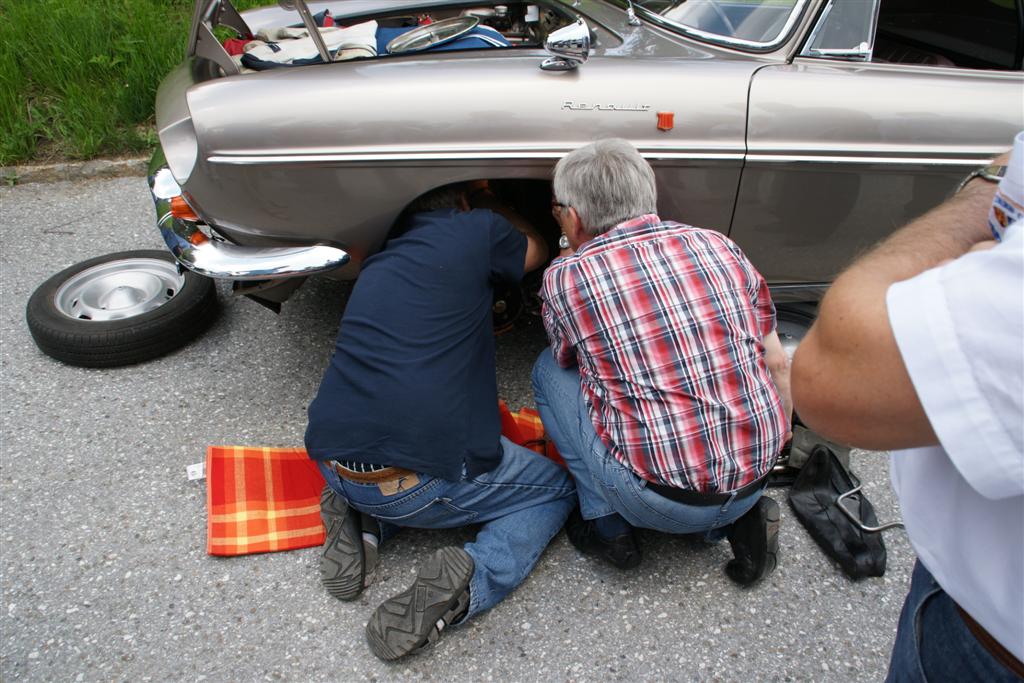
541,215,786,493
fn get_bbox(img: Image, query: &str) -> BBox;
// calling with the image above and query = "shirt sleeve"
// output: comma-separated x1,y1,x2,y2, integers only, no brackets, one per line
485,210,527,285
751,272,776,338
540,262,577,368
886,223,1024,500
723,235,776,336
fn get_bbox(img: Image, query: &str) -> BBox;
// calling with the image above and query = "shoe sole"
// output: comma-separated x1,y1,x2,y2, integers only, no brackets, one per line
365,547,473,661
762,500,780,576
319,487,365,601
725,497,781,586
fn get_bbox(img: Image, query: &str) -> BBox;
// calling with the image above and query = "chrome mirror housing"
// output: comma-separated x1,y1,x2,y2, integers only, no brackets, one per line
540,19,590,71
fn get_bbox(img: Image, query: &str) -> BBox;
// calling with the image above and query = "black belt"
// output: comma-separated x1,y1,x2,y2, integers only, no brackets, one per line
335,460,391,473
646,472,769,506
332,461,413,484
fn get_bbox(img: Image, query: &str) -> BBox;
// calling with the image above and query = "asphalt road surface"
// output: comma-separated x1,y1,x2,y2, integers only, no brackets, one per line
1,177,914,681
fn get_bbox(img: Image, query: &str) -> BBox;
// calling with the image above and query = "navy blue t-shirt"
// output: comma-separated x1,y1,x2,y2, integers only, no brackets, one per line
304,208,526,480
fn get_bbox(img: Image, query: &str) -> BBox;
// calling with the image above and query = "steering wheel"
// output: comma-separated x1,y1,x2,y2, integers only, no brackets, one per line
387,16,480,54
704,0,736,36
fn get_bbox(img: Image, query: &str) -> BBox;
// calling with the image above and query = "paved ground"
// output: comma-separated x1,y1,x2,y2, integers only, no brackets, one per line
1,177,914,682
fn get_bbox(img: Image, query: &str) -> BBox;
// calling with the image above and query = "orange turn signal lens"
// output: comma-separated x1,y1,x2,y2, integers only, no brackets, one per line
169,195,200,222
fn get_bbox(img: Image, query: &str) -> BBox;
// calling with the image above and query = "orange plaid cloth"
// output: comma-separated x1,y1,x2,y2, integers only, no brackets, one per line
498,400,565,468
206,405,562,556
206,446,326,556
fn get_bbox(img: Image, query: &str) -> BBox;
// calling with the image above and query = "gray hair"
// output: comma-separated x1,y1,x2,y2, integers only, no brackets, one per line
552,138,657,234
407,182,468,213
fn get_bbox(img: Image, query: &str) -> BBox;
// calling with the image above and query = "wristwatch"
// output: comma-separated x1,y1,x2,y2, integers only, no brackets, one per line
956,164,1006,194
558,233,570,250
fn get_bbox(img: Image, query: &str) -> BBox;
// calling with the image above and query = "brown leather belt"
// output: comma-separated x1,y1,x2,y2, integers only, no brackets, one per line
646,471,769,506
332,462,415,484
955,603,1024,678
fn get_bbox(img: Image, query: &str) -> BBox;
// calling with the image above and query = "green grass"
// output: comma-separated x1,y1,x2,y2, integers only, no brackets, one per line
0,0,264,165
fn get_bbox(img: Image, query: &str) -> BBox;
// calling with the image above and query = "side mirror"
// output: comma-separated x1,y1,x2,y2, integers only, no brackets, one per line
540,19,590,71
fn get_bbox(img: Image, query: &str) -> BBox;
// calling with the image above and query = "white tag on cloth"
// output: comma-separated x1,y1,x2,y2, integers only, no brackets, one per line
187,462,207,481
990,130,1024,241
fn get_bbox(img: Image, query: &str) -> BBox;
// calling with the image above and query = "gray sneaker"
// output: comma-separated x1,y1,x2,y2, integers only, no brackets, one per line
365,546,473,660
319,487,378,601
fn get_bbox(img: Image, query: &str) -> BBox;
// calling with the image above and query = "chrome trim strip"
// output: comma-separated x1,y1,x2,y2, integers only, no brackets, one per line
745,153,995,166
148,150,350,281
208,150,745,165
206,149,992,167
628,0,811,53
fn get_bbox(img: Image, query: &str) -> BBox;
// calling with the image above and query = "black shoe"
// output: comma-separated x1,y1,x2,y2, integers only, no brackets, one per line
365,546,473,661
320,487,377,601
565,507,642,570
725,496,780,586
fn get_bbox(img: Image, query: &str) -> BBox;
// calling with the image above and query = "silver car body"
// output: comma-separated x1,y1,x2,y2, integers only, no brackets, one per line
153,0,1024,302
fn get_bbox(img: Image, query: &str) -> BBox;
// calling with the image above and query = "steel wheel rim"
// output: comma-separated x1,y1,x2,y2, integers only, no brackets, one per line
776,316,810,360
54,258,186,322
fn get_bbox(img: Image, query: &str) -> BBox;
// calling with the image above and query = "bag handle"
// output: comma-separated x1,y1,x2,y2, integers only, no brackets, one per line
836,485,904,533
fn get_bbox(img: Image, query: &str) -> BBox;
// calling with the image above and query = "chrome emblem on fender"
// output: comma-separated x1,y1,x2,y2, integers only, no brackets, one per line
561,101,652,112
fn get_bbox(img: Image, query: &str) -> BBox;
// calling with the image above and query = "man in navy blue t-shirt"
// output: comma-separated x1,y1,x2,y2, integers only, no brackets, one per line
305,182,576,660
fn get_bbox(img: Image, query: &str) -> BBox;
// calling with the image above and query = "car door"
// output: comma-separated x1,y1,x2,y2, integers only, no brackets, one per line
730,0,1024,294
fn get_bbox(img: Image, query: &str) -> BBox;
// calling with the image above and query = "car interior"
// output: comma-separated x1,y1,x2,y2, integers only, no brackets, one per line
233,2,579,71
873,0,1023,70
345,2,576,51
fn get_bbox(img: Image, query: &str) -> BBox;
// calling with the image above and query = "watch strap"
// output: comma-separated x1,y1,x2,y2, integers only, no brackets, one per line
956,164,1006,194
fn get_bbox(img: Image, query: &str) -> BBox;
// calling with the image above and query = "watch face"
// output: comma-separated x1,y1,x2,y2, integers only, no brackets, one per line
983,164,1007,181
558,234,570,249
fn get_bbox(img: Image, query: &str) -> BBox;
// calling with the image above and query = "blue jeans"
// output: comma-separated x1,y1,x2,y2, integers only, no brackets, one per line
318,436,575,620
886,560,1021,682
531,348,760,538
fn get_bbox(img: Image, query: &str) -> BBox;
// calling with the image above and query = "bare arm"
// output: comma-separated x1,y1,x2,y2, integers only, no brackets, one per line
791,165,1004,450
468,186,548,273
762,329,792,429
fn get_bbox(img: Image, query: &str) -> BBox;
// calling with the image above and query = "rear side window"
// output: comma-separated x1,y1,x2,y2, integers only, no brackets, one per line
875,0,1022,70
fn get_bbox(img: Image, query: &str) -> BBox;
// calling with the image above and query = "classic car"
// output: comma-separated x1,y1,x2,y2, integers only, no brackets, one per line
26,0,1024,366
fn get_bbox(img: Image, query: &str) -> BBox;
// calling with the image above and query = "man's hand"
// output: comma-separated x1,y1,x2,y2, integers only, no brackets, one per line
762,330,793,439
791,151,1008,449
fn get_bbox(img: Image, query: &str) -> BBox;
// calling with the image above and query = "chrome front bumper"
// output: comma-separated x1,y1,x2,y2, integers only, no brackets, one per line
148,151,349,281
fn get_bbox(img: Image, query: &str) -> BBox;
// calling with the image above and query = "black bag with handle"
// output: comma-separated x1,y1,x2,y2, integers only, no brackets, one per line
788,445,889,579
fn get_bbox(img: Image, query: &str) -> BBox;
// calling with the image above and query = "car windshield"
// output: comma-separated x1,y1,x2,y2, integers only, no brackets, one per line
632,0,807,49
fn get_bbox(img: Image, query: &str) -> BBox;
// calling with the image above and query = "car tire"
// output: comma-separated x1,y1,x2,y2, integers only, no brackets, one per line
775,302,818,359
26,250,219,368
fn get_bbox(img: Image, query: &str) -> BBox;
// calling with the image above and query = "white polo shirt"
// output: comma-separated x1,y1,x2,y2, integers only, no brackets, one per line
886,221,1023,662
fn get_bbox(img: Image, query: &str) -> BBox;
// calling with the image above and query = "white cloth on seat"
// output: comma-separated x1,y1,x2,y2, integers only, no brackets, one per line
244,21,378,64
255,26,312,42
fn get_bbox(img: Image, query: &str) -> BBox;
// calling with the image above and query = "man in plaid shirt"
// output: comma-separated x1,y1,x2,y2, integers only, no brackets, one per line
533,139,792,584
